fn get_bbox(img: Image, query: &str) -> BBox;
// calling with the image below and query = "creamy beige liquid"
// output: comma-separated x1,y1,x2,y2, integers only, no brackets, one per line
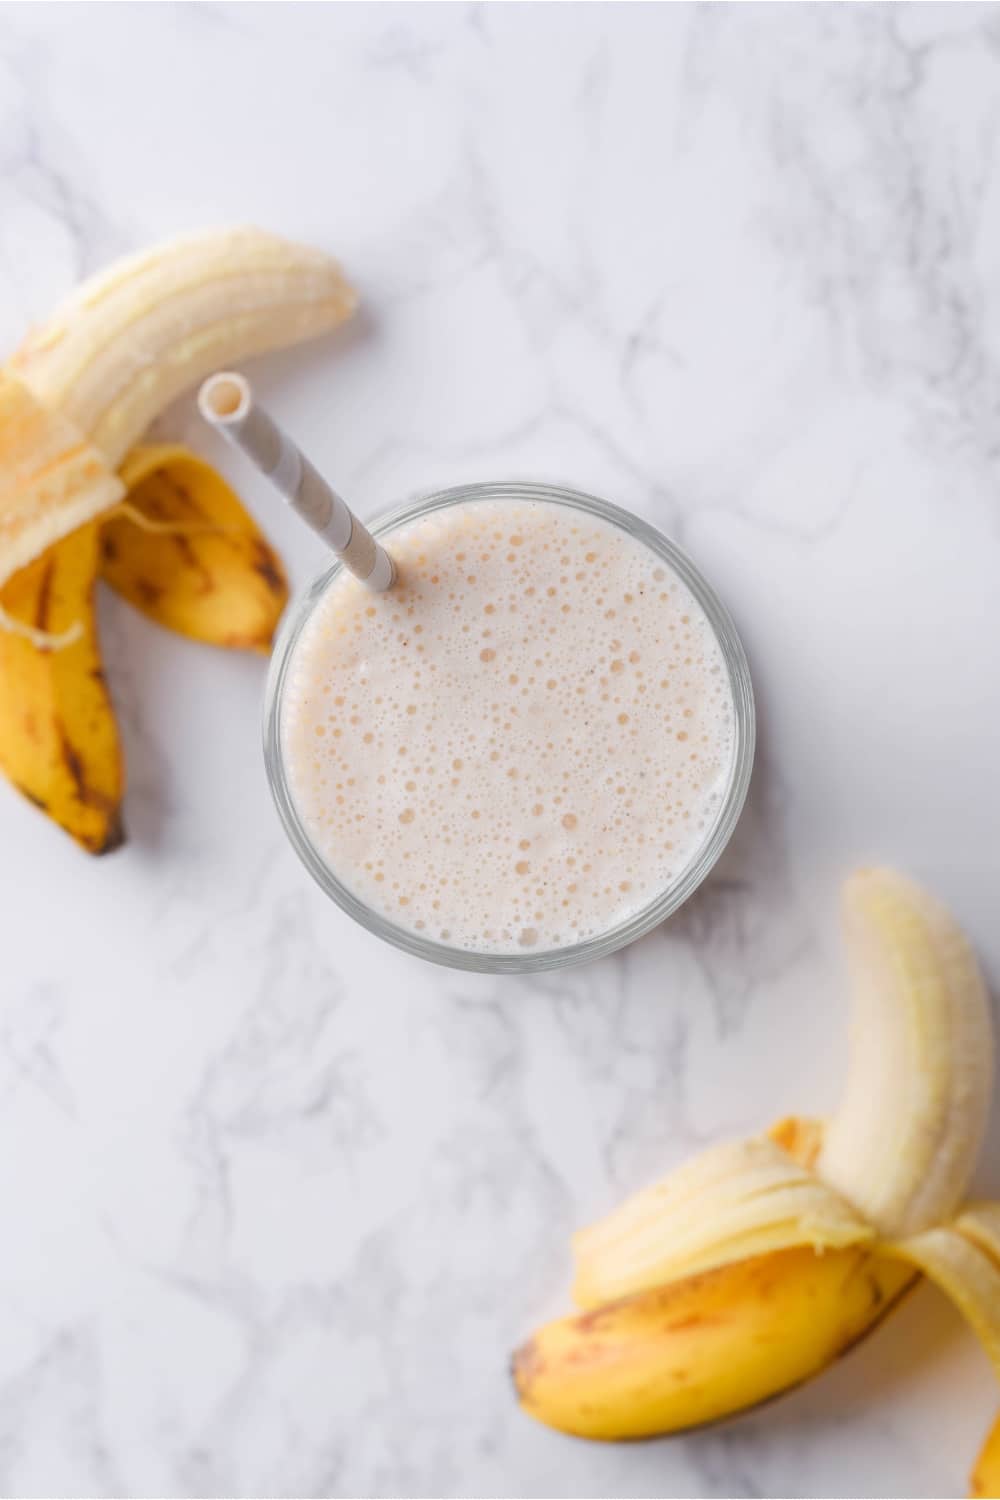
281,499,735,953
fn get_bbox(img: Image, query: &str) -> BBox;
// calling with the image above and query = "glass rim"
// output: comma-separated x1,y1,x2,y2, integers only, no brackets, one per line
263,480,755,973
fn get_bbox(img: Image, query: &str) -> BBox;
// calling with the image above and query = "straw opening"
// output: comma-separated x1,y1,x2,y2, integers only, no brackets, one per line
199,372,250,424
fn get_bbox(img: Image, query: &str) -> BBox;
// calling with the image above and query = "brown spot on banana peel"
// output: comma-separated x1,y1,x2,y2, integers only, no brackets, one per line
171,533,214,594
57,726,118,817
252,539,287,596
156,473,206,521
59,730,88,803
664,1314,721,1334
134,579,163,608
33,558,54,633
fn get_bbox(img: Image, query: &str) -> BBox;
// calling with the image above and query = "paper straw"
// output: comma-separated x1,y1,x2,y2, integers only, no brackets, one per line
197,372,395,591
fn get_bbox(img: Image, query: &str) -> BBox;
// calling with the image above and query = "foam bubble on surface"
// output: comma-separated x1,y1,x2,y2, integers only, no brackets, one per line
281,499,735,953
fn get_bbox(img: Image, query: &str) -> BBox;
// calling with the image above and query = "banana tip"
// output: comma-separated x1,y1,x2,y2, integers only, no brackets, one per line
510,1340,542,1400
91,813,126,855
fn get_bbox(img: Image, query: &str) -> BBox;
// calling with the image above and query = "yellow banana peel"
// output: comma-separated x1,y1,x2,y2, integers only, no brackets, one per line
972,1415,1000,1499
0,443,292,848
515,1245,915,1441
102,445,288,652
0,522,123,853
885,1206,1000,1499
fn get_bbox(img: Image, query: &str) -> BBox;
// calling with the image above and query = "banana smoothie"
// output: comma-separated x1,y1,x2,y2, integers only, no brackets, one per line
278,494,738,956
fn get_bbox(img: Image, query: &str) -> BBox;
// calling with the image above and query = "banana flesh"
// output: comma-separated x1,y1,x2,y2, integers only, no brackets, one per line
572,1134,872,1308
10,226,356,469
817,868,993,1238
0,369,124,590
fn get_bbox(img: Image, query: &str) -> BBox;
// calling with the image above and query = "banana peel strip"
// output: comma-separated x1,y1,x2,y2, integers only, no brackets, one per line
99,443,288,652
572,1129,874,1308
888,1207,1000,1377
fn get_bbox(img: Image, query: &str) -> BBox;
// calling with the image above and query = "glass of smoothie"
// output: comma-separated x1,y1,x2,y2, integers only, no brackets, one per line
262,481,754,973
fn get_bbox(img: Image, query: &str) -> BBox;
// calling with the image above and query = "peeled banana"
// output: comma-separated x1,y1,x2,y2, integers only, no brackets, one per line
515,869,998,1497
817,869,993,1237
9,225,356,472
0,226,356,848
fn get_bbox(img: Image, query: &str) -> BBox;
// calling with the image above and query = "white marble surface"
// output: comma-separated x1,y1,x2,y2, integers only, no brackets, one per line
1,3,999,1495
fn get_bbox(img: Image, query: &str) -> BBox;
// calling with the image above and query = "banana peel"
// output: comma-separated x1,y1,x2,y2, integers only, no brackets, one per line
102,445,287,652
515,1245,915,1441
0,522,123,853
887,1205,1000,1498
973,1415,1000,1499
0,443,290,850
